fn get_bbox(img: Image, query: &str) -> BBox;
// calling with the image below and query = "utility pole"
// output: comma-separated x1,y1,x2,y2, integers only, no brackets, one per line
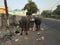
4,0,9,27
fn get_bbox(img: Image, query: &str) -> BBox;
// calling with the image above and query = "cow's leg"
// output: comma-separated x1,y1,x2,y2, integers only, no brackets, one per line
25,28,28,35
39,21,41,31
35,24,39,31
33,23,36,31
20,28,23,35
38,25,40,30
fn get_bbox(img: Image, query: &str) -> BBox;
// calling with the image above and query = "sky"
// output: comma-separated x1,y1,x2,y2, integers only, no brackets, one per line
0,0,60,12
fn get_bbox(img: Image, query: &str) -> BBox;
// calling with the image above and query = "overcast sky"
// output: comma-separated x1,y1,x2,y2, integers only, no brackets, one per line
0,0,60,12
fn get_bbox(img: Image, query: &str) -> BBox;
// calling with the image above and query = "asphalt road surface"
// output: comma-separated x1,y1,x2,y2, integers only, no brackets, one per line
0,18,60,45
42,18,60,31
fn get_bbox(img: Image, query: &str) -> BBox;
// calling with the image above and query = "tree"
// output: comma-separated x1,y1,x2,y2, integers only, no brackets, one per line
53,5,60,15
23,1,39,15
41,10,51,17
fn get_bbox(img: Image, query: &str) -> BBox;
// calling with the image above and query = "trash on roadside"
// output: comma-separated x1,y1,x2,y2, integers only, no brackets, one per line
36,36,44,42
41,28,44,31
15,39,19,41
0,31,1,34
24,36,29,40
40,36,44,42
37,32,41,35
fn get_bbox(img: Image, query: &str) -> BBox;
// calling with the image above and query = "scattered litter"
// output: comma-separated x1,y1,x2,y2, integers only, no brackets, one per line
41,28,44,31
0,31,1,34
15,39,19,41
36,38,40,41
37,32,41,35
36,36,44,42
40,36,44,42
24,36,28,40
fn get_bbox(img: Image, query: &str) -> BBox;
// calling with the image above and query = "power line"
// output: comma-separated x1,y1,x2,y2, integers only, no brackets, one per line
49,0,60,10
48,0,56,5
48,0,58,6
7,0,20,9
51,0,60,10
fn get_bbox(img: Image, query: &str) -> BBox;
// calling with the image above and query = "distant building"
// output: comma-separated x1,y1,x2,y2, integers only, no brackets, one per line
0,6,5,14
9,9,27,16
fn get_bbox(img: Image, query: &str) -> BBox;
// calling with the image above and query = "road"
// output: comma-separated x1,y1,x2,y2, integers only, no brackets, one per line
42,18,60,31
41,18,60,45
0,18,60,45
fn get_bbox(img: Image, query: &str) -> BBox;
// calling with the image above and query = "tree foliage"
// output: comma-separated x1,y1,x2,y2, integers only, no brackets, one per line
41,10,51,17
53,5,60,15
23,1,39,15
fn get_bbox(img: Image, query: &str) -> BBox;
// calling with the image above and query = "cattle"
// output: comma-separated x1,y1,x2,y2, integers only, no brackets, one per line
34,16,41,31
19,15,42,35
19,16,30,35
